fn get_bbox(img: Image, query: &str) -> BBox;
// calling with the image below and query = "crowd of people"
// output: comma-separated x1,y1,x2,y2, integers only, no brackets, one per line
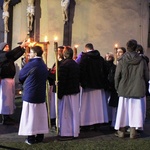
0,39,149,145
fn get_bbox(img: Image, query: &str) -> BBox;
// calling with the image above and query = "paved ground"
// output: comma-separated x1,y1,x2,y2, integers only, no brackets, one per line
0,119,150,143
1,97,150,143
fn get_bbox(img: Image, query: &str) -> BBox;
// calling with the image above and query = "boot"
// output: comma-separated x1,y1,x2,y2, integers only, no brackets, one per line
2,115,16,125
115,127,125,138
130,127,140,139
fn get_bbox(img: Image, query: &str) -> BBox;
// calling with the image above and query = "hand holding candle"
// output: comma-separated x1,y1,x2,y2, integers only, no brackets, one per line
73,44,78,60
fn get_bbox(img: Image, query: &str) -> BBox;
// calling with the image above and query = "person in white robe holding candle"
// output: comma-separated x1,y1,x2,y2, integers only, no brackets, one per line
58,46,80,140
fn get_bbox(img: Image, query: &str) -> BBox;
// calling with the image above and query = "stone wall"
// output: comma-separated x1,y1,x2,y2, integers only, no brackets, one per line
0,0,149,81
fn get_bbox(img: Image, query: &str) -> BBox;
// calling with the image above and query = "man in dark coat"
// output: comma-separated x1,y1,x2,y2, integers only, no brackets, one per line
78,43,109,130
58,46,80,140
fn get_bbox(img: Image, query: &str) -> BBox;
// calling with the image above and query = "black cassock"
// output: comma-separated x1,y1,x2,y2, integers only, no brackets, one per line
0,0,21,8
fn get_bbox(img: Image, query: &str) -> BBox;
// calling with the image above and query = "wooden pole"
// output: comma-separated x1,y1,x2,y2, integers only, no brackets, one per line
44,42,51,130
54,40,59,134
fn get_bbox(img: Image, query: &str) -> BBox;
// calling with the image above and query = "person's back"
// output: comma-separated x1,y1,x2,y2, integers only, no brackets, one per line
18,46,49,145
80,50,106,89
58,46,80,99
79,43,108,130
58,46,80,139
115,50,148,98
114,39,149,139
19,58,48,103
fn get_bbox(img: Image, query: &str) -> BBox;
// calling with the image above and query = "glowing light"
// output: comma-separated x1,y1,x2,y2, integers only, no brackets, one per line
18,90,22,95
44,36,48,42
74,45,79,48
115,44,118,48
54,36,58,41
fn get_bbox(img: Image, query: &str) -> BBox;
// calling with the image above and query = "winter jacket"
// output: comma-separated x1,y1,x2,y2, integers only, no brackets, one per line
0,46,25,79
115,51,149,98
105,60,118,107
58,58,80,99
79,50,107,89
19,58,48,103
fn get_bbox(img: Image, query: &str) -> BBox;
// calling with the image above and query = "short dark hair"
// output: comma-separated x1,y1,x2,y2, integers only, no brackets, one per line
63,46,73,59
136,44,144,54
31,46,43,57
58,46,64,49
126,39,137,52
117,47,126,53
85,43,94,50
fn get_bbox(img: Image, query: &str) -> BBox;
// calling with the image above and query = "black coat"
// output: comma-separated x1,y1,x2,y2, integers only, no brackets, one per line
79,50,107,89
0,46,25,79
105,61,118,107
58,58,80,99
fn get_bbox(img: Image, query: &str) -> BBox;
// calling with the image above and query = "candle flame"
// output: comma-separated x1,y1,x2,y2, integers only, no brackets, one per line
44,36,48,42
18,90,22,95
74,45,79,48
115,44,118,48
27,38,30,43
54,36,58,41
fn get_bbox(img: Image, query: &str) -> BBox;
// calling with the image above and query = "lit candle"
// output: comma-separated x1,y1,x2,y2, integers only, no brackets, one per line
44,36,48,42
114,43,118,65
115,44,118,49
54,36,58,52
73,44,78,60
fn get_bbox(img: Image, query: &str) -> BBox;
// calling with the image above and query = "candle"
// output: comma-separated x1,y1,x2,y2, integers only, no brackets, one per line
73,44,78,60
54,36,58,52
114,44,118,49
114,43,118,65
114,43,118,54
44,36,48,42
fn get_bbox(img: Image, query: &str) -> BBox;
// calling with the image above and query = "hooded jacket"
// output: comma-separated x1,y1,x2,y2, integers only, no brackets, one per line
79,50,107,89
0,42,25,78
115,51,149,98
0,42,7,63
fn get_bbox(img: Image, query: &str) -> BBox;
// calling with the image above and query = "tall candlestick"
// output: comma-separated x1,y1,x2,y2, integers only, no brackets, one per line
114,43,118,65
54,36,59,134
54,37,58,52
44,36,48,42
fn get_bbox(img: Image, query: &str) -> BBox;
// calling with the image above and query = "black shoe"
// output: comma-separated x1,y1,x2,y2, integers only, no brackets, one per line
2,116,16,125
80,126,91,132
25,139,35,145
